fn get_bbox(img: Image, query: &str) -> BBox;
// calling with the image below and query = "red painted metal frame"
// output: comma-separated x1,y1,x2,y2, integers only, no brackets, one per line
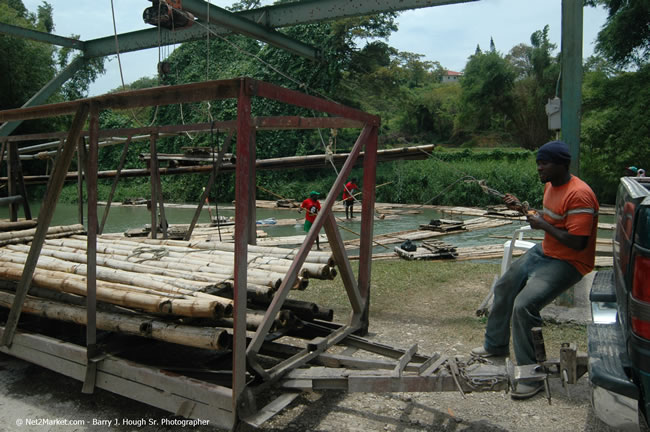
0,77,381,422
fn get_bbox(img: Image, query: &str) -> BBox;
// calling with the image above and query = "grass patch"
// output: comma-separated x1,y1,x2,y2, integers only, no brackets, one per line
291,259,587,358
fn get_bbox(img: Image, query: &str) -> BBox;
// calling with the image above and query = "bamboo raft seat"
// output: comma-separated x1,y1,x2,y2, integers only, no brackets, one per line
418,219,466,233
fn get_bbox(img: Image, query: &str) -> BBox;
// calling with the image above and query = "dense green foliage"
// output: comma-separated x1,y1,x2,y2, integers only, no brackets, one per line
585,0,650,67
580,63,650,202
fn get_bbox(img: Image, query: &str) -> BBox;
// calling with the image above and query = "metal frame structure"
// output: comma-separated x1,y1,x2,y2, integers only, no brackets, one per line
0,77,382,428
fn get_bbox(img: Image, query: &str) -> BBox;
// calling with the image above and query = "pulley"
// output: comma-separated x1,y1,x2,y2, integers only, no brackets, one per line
143,0,194,30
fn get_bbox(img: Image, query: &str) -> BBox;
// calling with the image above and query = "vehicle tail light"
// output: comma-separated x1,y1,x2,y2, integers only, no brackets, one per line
631,256,650,339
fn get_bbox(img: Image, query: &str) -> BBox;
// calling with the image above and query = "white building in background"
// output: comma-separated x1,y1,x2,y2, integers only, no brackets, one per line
441,70,462,84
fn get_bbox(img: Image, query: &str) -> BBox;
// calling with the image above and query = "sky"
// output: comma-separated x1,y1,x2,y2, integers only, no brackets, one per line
20,0,609,96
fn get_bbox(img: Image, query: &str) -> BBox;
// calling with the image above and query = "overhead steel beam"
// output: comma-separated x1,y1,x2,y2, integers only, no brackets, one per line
241,0,479,28
0,56,86,137
83,0,475,59
182,0,318,59
0,22,84,50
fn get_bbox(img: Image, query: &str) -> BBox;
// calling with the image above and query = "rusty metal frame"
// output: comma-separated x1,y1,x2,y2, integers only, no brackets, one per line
0,77,380,426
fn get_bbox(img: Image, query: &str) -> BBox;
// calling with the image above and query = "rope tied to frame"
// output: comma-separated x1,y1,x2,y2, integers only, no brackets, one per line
128,246,170,263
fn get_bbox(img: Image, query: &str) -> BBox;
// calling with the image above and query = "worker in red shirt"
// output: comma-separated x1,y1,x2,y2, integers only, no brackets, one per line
299,191,322,250
342,178,360,219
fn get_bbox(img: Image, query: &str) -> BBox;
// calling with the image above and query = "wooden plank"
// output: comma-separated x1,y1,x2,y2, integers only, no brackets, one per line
417,352,442,375
0,328,234,415
347,375,464,393
420,355,448,376
392,344,417,377
242,393,300,428
316,353,420,372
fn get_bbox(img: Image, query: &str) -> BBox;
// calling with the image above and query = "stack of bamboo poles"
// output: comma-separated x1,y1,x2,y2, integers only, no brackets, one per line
122,223,265,241
0,231,338,350
0,223,86,247
0,219,38,232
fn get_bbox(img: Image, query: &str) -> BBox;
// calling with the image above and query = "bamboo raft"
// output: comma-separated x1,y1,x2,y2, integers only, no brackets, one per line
0,226,339,351
342,217,513,249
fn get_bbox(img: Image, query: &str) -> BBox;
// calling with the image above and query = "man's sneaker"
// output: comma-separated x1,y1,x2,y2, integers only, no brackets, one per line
511,381,544,400
470,346,502,358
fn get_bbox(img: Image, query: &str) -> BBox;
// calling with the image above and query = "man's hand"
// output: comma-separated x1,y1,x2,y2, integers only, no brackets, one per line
526,211,544,229
504,193,521,207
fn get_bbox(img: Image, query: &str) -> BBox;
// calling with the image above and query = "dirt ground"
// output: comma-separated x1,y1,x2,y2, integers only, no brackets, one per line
0,261,619,432
0,322,617,432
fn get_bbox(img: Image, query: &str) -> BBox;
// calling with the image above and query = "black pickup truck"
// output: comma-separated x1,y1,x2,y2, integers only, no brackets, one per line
589,176,650,430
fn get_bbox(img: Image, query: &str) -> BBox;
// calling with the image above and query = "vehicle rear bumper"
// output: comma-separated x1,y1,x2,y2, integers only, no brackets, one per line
588,323,640,430
591,385,639,431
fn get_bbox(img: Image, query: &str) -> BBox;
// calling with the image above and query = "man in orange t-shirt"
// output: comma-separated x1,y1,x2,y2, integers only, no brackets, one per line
471,140,599,400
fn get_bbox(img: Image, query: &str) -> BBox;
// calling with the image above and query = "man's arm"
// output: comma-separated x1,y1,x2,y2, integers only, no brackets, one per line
527,212,590,250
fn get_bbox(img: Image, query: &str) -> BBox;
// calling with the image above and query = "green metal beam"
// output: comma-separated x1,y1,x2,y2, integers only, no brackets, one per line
560,0,583,175
241,0,479,28
0,57,86,137
83,0,476,59
182,0,318,59
0,22,84,50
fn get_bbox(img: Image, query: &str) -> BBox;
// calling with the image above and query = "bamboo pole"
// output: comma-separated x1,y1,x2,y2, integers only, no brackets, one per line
104,236,335,266
0,250,221,296
43,237,296,288
0,290,230,350
0,260,228,319
0,223,85,241
0,220,38,232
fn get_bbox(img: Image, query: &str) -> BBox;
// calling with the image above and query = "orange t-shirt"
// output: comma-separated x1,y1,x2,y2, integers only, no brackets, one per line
541,175,599,275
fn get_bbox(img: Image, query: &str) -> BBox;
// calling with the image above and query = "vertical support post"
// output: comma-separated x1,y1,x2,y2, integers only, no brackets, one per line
76,138,87,225
148,133,168,239
248,130,257,245
357,125,378,334
0,140,6,172
561,0,583,175
149,134,158,239
82,103,99,393
7,142,18,221
233,79,252,417
1,103,89,347
14,144,31,221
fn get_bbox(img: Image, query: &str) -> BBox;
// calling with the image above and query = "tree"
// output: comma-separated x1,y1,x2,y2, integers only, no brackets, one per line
585,0,650,67
580,62,650,202
0,0,56,110
506,26,558,149
458,49,515,133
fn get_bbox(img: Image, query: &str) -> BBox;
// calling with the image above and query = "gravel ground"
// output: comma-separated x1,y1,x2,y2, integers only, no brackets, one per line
0,317,617,432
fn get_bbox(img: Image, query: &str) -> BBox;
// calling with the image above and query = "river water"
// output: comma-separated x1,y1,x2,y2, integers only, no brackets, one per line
0,201,613,254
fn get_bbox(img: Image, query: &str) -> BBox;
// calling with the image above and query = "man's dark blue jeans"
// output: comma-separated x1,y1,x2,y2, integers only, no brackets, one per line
483,244,583,365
